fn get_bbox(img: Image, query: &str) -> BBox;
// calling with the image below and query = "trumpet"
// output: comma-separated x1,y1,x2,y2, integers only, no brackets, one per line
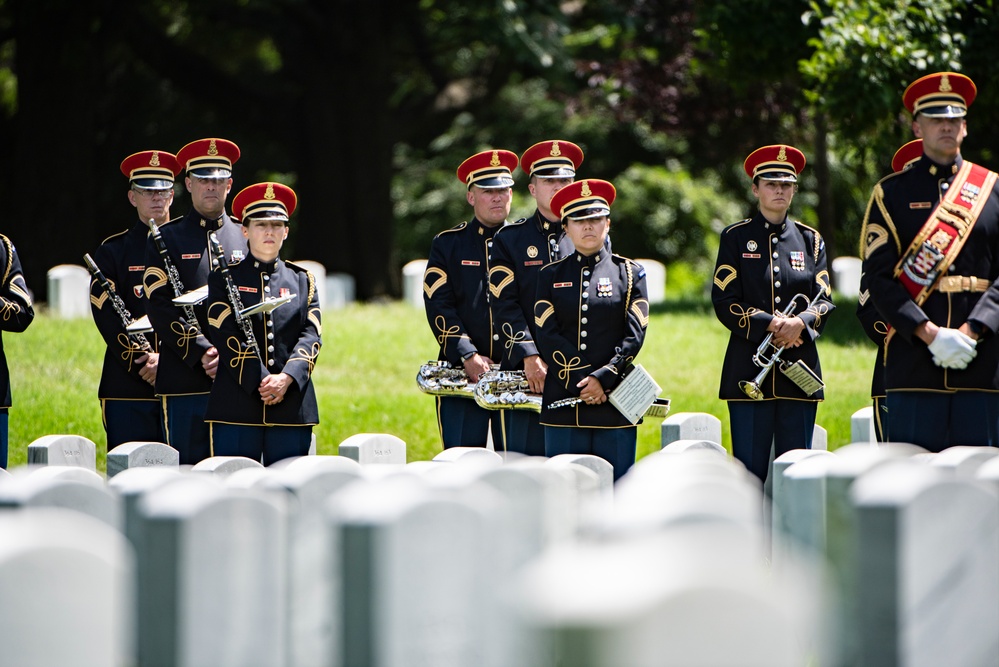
739,291,827,400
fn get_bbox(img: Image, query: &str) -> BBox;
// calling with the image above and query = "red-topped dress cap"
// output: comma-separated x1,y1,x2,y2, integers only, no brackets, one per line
119,150,181,189
519,140,584,178
455,149,518,189
549,179,617,221
891,139,923,173
232,182,298,223
176,138,241,178
903,72,976,118
743,145,806,182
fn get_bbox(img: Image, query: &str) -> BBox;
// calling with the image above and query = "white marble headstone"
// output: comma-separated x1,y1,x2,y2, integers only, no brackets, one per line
26,434,97,469
634,258,666,304
107,441,179,478
0,508,134,666
338,433,407,465
190,455,264,476
47,263,91,318
660,412,722,449
402,259,429,308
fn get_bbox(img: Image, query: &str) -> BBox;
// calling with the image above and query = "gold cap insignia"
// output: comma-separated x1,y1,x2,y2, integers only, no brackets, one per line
550,141,562,157
208,139,218,156
264,183,276,200
149,152,160,167
527,245,539,258
490,151,501,167
777,146,787,162
940,74,952,92
580,180,591,196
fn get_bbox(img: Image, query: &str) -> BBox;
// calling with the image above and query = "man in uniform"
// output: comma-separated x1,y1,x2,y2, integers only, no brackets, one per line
143,137,247,464
0,233,33,468
424,148,518,449
488,139,583,456
862,72,999,451
856,139,922,442
712,145,833,484
89,150,180,451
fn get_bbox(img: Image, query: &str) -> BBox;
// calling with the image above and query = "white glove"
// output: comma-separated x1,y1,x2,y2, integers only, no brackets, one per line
927,327,977,369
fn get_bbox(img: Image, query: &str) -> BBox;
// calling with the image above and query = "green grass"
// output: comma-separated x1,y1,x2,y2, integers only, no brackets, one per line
5,295,876,471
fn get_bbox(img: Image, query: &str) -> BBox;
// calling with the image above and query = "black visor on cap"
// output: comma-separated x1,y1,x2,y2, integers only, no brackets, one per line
534,166,576,178
132,178,174,190
189,167,231,179
566,206,610,221
918,104,967,119
756,171,797,183
471,175,515,189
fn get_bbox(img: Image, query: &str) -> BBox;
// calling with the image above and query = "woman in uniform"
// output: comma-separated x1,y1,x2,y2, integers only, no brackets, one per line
205,182,321,465
711,145,834,484
534,179,650,481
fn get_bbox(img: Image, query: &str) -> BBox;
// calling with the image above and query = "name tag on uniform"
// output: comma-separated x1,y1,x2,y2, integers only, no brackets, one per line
742,253,760,259
554,282,573,288
524,260,543,266
128,265,145,272
910,202,932,209
182,253,202,260
461,260,480,266
239,286,258,293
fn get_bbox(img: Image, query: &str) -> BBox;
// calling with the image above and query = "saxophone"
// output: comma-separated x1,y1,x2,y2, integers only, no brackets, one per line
83,253,153,353
207,232,261,360
416,362,542,412
149,221,203,333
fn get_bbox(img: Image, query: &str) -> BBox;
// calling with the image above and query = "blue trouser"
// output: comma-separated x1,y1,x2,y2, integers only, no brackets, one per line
103,399,165,451
728,400,817,483
163,394,211,465
210,422,313,466
873,396,888,443
0,410,7,469
502,410,547,456
436,396,506,450
544,425,637,481
886,391,999,452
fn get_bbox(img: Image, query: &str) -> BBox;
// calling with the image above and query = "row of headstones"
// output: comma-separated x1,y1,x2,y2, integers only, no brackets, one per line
47,260,356,318
772,443,999,667
402,257,669,308
1,429,826,666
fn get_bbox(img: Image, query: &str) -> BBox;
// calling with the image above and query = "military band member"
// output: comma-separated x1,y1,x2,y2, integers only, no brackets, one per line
535,179,649,481
0,233,33,468
856,139,923,442
89,150,181,451
424,149,518,449
143,137,247,464
862,72,999,451
712,145,833,484
205,183,321,465
488,139,583,456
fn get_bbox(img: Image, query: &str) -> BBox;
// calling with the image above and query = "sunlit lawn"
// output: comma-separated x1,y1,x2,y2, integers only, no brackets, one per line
5,296,875,472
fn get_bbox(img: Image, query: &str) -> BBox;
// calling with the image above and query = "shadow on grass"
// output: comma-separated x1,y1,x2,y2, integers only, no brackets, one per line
657,294,869,346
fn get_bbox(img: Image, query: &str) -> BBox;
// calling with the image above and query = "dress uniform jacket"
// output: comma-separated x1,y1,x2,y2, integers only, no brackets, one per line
856,269,888,399
534,248,649,428
712,211,833,401
0,234,34,408
863,155,999,392
489,210,574,369
143,209,248,396
204,256,321,426
90,222,159,400
424,218,500,364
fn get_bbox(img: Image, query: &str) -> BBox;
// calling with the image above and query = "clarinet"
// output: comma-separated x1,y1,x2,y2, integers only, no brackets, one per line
149,221,202,333
83,253,153,353
207,232,261,360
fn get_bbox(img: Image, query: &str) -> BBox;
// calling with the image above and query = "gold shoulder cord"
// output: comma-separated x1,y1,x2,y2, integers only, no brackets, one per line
1,235,12,286
624,260,633,321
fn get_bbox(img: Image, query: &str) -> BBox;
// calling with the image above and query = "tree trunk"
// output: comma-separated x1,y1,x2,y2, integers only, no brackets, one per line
10,0,103,302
